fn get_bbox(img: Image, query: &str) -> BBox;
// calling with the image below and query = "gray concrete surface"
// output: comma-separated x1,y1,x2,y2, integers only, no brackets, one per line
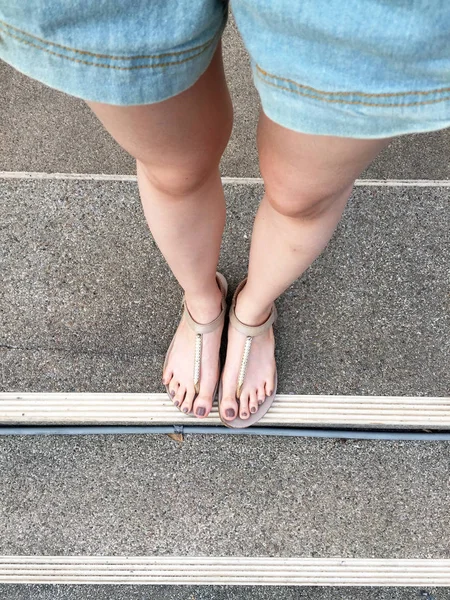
1,179,448,395
0,434,449,557
1,17,449,179
0,586,446,599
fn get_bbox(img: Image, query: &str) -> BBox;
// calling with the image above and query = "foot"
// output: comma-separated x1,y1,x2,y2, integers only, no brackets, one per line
163,284,224,419
220,285,276,422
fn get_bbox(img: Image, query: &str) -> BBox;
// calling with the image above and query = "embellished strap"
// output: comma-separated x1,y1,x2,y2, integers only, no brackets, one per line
182,273,227,394
229,279,277,398
236,336,253,398
193,333,203,394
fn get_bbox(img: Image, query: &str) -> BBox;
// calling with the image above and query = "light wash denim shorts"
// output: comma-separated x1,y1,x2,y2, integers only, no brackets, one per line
1,0,449,138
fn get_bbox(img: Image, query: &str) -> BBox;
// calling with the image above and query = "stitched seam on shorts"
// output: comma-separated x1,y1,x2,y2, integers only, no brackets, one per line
0,25,216,70
256,64,450,99
256,69,450,107
0,18,214,60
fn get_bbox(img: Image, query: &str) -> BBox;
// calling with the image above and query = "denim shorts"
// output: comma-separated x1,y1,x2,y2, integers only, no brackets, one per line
1,0,449,138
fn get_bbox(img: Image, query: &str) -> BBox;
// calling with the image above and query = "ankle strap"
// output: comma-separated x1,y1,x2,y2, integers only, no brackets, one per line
183,297,226,334
229,304,277,337
182,272,228,334
229,278,277,337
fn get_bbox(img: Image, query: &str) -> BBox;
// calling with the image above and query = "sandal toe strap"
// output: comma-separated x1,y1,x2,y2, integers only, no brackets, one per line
193,332,203,394
186,303,226,394
236,335,253,398
229,281,277,397
182,273,228,394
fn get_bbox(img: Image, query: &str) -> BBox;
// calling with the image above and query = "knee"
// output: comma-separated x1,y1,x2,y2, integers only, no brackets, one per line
137,100,231,199
261,159,352,220
137,157,219,198
265,183,343,220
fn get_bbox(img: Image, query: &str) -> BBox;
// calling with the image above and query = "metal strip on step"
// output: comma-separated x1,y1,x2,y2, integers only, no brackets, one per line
2,172,450,187
2,425,450,440
1,393,449,429
0,556,448,586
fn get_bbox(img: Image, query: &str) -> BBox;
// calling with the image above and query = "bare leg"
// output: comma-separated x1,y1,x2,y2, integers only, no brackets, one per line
87,45,233,417
220,111,390,421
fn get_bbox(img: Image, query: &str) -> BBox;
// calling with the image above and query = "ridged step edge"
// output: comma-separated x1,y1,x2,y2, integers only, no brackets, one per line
0,557,448,586
1,393,449,428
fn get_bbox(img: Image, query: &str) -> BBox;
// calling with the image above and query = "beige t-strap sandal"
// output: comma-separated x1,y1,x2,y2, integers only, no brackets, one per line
163,272,228,412
219,279,277,428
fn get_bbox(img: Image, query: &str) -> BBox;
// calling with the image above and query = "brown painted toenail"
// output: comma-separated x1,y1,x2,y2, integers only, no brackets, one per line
225,408,235,418
196,407,206,417
242,412,248,417
250,406,257,414
182,407,189,414
170,390,176,398
174,401,179,407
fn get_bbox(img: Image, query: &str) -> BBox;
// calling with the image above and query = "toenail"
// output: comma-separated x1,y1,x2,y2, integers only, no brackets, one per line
182,407,189,414
250,406,257,414
170,390,176,398
225,408,235,418
242,412,248,417
174,401,179,407
196,407,206,417
258,399,264,405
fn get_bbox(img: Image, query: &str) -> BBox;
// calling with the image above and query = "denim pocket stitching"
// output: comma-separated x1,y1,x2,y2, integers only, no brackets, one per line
0,18,215,61
0,24,217,70
256,65,450,106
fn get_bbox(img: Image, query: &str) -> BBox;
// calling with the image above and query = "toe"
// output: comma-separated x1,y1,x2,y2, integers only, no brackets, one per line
174,386,187,412
265,379,275,398
193,393,213,419
169,379,179,404
162,368,173,386
181,386,195,414
220,393,239,422
257,388,266,405
249,390,259,414
239,392,250,419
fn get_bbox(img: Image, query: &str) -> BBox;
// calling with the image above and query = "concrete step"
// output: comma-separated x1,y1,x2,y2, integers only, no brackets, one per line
0,435,448,568
1,17,450,179
1,175,448,592
0,585,445,599
1,177,448,397
0,585,444,600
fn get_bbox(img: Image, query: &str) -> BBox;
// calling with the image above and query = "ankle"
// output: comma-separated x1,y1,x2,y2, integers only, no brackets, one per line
184,281,223,324
235,285,273,327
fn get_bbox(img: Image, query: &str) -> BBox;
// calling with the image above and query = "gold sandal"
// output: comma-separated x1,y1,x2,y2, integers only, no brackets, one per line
219,278,277,428
163,272,228,412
